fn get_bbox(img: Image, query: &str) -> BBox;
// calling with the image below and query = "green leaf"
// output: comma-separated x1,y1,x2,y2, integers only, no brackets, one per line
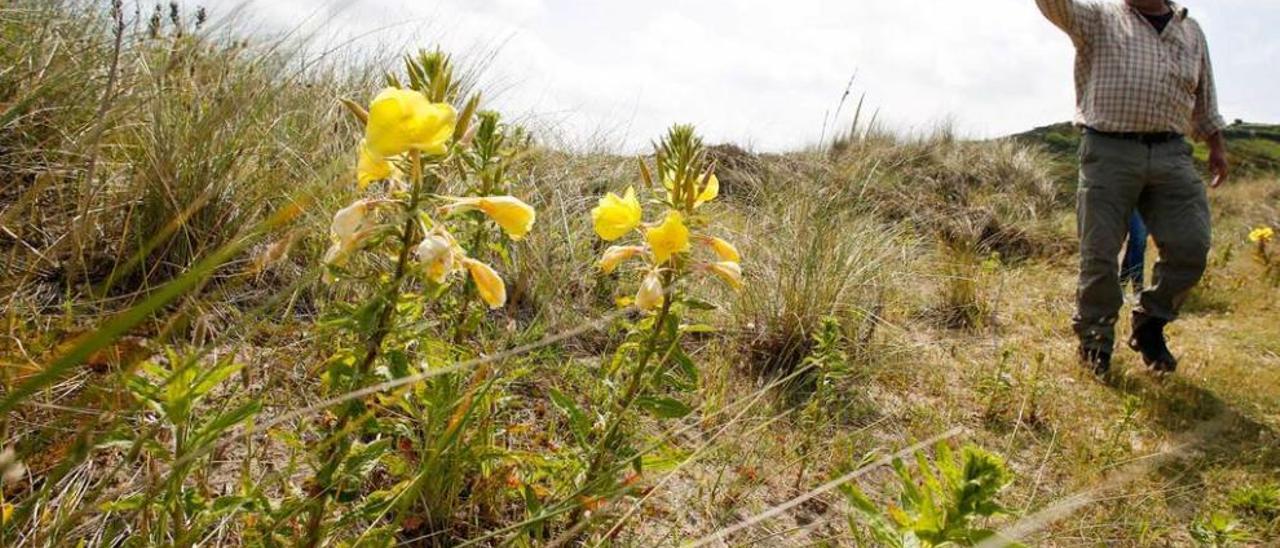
548,388,591,448
191,401,262,450
635,396,692,419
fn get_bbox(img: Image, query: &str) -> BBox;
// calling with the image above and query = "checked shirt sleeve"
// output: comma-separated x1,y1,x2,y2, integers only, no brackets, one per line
1035,0,1102,45
1191,26,1227,141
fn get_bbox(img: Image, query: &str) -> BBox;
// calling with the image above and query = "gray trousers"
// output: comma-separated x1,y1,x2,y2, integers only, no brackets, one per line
1073,133,1212,351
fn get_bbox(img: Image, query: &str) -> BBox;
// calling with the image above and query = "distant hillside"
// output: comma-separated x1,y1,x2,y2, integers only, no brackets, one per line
1011,121,1280,174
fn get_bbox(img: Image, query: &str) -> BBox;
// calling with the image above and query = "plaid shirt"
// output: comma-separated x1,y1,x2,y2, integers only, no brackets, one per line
1036,0,1226,140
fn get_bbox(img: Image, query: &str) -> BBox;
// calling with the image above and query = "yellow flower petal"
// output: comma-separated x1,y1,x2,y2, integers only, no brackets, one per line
365,87,457,157
702,236,740,263
598,245,645,274
462,258,507,309
663,173,719,208
706,261,744,290
357,141,396,188
442,196,536,240
645,210,691,265
1249,226,1275,243
636,269,664,312
591,187,643,241
694,173,719,207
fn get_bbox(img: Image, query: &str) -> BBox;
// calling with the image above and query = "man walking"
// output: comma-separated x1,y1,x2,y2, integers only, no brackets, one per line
1036,0,1230,375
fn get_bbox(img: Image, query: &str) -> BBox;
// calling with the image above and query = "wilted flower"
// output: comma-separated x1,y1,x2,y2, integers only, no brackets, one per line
645,211,691,265
1249,226,1275,244
0,447,24,483
461,258,507,309
665,172,719,208
415,232,456,283
331,200,370,244
591,187,643,241
357,140,396,188
440,196,537,240
700,235,740,263
704,261,744,290
365,87,457,157
598,245,645,274
635,269,664,311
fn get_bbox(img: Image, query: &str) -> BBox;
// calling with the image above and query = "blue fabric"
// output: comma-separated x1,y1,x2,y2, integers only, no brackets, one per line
1121,211,1147,288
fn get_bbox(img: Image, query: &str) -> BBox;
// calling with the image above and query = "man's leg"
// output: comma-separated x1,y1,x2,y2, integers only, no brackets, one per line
1074,134,1144,356
1137,139,1212,322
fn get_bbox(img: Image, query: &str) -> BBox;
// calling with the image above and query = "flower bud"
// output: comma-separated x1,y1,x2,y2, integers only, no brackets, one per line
598,245,645,274
636,270,664,312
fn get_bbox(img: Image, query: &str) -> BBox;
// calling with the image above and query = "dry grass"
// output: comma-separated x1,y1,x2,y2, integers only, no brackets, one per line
2,2,1278,546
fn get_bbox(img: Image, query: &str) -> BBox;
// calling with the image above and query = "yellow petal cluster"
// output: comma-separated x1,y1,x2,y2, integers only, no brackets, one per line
1249,226,1275,243
591,187,643,241
462,258,507,309
635,270,664,312
365,88,457,157
442,196,537,240
598,245,645,274
645,211,691,265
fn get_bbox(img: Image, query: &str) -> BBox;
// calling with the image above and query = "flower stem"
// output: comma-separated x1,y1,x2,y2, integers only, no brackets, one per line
303,153,426,547
569,272,675,525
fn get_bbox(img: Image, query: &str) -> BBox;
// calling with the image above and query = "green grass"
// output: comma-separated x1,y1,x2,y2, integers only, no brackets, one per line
2,2,1279,546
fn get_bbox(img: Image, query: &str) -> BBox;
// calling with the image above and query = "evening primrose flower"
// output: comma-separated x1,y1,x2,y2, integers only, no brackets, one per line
591,187,643,241
705,261,744,290
700,235,740,263
440,196,537,240
462,258,507,309
365,87,457,157
1250,226,1275,243
664,173,719,208
415,233,456,283
645,210,691,265
635,269,664,312
598,245,645,274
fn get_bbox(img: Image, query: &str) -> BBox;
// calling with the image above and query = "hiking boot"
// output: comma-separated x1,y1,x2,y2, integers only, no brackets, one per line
1128,313,1178,373
1079,346,1112,376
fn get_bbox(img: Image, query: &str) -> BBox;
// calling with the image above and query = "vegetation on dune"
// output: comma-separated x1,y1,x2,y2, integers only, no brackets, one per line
2,2,1279,546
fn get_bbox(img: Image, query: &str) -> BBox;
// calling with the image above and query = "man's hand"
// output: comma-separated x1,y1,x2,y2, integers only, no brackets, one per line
1207,131,1230,188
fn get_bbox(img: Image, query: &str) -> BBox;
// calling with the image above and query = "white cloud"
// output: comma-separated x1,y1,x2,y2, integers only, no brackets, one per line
205,0,1280,151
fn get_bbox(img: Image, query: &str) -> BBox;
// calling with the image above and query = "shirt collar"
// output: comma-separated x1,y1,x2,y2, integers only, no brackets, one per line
1128,1,1189,20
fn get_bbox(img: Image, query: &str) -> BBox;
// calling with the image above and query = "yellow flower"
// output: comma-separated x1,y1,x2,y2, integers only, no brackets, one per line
591,187,643,241
645,210,691,265
365,87,457,157
462,258,507,309
635,269,664,312
664,173,719,208
705,261,744,290
1249,226,1275,243
331,200,370,244
598,245,645,274
701,236,740,263
441,196,537,240
357,140,397,188
415,233,456,283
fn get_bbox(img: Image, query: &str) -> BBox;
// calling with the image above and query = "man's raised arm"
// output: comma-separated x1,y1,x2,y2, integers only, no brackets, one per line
1036,0,1100,45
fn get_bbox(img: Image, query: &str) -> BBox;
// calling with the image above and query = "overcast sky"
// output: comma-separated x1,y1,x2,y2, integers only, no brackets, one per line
205,0,1280,151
